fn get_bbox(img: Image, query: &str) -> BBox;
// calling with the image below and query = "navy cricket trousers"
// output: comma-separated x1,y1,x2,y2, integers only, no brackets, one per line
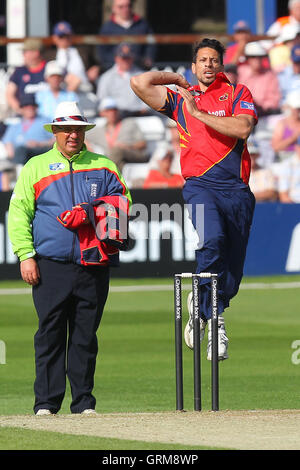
183,178,255,319
32,257,109,414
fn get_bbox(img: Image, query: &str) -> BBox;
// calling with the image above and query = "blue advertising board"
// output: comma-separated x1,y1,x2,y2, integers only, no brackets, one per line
244,202,300,275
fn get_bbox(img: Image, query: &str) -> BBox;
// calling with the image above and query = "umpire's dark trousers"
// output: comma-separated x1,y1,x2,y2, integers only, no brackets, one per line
32,257,109,414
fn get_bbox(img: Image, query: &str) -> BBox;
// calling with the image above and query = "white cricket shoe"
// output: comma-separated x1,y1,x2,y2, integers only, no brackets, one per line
36,409,54,416
81,409,97,415
207,315,229,361
184,291,207,350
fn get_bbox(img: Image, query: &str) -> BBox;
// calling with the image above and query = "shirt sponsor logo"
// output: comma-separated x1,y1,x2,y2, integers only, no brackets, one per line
208,110,226,116
241,101,255,110
49,163,65,171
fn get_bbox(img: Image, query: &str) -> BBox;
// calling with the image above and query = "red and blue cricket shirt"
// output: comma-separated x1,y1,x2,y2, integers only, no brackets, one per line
159,72,258,189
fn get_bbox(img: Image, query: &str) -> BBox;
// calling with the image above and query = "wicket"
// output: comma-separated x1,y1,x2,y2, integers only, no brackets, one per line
174,272,219,412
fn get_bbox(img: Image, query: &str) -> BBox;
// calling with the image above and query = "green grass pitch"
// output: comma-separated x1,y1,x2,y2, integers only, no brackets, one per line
0,275,300,450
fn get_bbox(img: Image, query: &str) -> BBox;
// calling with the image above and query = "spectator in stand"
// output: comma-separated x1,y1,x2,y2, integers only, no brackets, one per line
0,160,15,191
96,42,150,118
277,43,300,105
267,0,300,38
86,97,148,170
271,90,300,160
5,38,47,114
224,20,252,66
2,94,53,165
52,21,92,92
269,23,300,72
35,61,78,120
237,41,281,116
97,0,156,70
143,142,184,189
248,140,278,202
277,136,300,202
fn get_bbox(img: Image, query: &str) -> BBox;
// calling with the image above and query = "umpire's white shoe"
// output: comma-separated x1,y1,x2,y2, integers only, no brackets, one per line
184,291,207,350
35,409,54,416
81,409,97,415
207,315,229,361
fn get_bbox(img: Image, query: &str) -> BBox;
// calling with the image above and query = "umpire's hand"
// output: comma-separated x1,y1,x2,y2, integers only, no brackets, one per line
20,258,40,286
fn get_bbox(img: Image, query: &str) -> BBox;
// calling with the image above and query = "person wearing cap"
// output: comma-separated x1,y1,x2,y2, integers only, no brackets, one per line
52,21,90,92
224,20,252,66
271,89,300,159
97,0,156,70
277,43,300,104
2,94,53,165
5,38,47,114
35,60,78,120
247,139,277,202
7,101,131,416
237,41,281,116
96,42,149,118
86,96,147,170
143,142,184,189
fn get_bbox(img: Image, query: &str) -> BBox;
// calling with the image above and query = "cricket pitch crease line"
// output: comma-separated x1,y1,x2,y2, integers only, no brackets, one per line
0,281,300,295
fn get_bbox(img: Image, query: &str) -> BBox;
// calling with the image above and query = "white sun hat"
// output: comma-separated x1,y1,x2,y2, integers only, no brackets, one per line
149,142,174,169
44,101,96,133
285,89,300,108
44,60,64,78
244,41,267,57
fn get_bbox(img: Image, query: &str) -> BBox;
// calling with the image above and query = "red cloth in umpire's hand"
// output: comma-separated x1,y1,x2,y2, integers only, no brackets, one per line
57,196,129,266
57,205,88,228
57,204,111,265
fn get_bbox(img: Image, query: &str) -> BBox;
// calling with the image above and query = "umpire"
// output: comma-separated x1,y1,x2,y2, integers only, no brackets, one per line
8,101,131,416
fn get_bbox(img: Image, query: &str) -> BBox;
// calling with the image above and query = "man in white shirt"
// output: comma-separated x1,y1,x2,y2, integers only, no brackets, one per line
86,97,148,169
267,0,300,38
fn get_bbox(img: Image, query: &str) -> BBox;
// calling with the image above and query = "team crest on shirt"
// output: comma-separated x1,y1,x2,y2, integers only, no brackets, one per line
91,183,97,197
49,163,65,171
219,93,228,101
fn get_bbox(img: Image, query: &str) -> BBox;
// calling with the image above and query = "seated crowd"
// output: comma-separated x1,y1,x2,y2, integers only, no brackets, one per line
1,9,300,202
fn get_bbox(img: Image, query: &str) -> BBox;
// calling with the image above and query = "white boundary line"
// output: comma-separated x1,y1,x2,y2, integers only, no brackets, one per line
0,281,300,295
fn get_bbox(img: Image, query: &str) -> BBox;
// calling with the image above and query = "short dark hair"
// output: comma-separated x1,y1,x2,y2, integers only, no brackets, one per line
192,38,226,65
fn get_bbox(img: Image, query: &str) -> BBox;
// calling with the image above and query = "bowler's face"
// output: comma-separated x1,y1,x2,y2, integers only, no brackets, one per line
52,125,86,158
191,47,223,90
